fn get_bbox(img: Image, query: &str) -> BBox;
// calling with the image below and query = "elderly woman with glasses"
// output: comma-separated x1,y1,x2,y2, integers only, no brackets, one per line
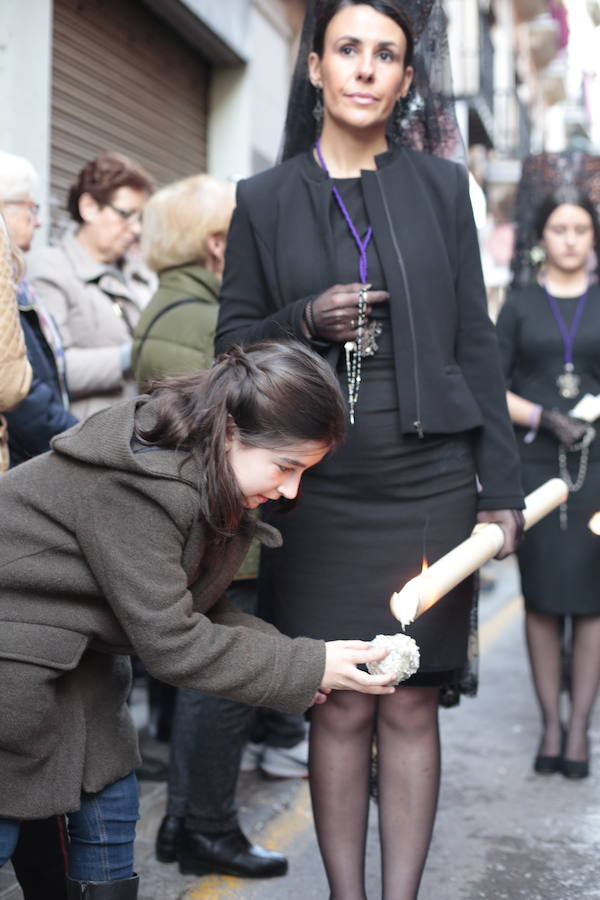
0,151,78,468
27,153,156,420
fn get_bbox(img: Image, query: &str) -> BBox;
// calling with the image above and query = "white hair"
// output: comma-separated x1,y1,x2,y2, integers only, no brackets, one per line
0,152,39,202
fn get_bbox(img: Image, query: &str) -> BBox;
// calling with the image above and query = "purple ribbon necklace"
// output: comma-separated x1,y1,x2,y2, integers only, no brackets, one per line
314,138,380,423
544,284,589,399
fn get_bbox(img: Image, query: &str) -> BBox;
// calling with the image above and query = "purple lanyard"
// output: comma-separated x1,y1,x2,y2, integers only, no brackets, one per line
544,286,589,367
315,138,372,284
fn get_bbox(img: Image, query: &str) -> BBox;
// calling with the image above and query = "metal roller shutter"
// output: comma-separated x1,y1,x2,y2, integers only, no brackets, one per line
50,0,209,239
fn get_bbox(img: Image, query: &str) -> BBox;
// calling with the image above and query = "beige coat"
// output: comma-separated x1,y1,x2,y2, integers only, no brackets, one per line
27,231,155,420
0,215,32,411
0,215,32,470
0,397,325,819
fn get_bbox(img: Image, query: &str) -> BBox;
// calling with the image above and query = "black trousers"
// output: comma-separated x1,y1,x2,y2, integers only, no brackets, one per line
165,580,305,833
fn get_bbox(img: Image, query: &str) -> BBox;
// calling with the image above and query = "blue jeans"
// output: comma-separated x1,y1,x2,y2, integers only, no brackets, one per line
0,772,139,881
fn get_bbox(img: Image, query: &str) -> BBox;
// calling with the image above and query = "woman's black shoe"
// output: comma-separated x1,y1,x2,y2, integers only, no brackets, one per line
561,756,589,779
155,815,184,863
561,734,589,779
534,726,565,774
177,826,288,878
533,753,562,774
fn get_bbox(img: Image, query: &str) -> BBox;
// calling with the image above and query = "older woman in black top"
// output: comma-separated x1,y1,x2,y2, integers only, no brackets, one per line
217,2,523,897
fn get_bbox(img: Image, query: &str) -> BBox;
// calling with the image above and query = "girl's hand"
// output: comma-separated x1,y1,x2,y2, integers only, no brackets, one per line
305,283,389,343
322,640,396,694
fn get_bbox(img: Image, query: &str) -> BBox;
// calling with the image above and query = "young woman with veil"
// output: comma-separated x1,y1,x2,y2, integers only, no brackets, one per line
496,153,600,781
216,2,524,897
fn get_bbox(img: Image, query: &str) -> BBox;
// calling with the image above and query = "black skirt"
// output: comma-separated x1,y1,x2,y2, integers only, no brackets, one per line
517,456,600,615
259,348,479,680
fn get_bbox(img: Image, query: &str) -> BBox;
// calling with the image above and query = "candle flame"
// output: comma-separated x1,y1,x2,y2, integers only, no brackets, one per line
588,512,600,535
390,556,438,628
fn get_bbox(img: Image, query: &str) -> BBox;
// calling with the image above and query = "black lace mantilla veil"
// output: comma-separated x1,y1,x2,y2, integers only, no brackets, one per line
280,0,465,164
280,1,476,714
512,151,600,288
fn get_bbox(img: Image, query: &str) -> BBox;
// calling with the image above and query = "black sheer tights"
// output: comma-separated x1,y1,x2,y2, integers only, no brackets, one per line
309,686,440,900
526,611,600,760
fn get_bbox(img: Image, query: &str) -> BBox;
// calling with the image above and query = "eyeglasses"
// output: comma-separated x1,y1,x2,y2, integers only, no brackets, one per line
4,200,40,219
106,202,143,225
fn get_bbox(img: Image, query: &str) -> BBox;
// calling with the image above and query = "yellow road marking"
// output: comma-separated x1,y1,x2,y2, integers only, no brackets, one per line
184,593,523,898
480,593,523,651
183,785,312,899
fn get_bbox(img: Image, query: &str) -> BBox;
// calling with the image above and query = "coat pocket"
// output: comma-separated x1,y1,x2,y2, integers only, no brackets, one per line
0,621,88,670
0,622,88,758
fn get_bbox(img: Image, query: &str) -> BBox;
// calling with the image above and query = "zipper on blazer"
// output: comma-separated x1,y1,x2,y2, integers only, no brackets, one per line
374,174,424,438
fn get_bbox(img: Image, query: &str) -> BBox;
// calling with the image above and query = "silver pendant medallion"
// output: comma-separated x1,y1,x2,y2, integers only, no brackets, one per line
556,363,580,400
360,321,383,358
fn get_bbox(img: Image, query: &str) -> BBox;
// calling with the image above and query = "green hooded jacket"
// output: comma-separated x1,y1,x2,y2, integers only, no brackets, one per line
132,264,219,390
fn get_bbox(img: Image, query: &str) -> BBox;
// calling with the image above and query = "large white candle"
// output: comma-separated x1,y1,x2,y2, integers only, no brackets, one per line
390,478,568,628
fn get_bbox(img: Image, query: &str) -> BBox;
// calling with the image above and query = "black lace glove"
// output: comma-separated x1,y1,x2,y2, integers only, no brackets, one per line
476,508,525,559
303,283,389,344
539,409,590,449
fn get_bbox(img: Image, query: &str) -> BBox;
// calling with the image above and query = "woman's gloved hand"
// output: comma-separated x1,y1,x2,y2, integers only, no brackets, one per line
539,408,590,449
303,283,389,343
476,508,525,559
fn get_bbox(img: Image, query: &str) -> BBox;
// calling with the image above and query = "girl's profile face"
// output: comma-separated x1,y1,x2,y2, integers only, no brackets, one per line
226,438,329,509
308,4,413,136
542,203,594,275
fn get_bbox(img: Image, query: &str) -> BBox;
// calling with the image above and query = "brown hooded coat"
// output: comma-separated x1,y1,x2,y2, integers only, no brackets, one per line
0,397,325,819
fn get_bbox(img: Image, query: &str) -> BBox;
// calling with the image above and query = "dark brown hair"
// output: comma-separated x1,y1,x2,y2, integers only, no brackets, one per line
137,341,346,540
535,188,600,277
67,152,155,223
312,0,415,67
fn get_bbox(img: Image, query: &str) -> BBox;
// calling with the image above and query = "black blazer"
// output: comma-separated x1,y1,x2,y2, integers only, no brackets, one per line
217,147,523,510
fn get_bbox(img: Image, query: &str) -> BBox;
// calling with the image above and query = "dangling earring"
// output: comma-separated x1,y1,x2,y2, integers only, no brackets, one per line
529,244,546,267
312,84,323,125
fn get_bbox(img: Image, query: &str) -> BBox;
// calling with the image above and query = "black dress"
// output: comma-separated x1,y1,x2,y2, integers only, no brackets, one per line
496,283,600,615
259,178,479,685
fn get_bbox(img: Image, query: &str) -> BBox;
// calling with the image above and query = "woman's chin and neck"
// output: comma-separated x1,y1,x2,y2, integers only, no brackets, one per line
317,117,389,178
543,262,591,297
76,225,116,265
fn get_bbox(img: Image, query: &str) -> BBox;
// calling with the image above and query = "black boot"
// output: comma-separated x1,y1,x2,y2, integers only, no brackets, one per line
177,826,287,878
65,874,139,898
155,815,184,863
12,815,68,900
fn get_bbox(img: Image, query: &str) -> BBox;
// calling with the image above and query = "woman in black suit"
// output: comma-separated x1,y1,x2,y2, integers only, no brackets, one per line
217,2,523,897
